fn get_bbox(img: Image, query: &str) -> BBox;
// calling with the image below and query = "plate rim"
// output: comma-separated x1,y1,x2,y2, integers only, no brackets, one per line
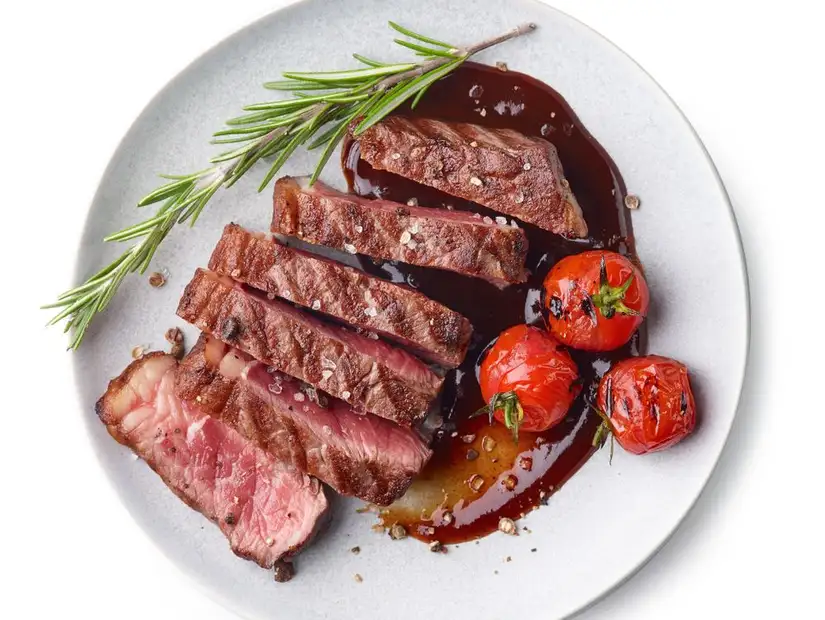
68,1,751,618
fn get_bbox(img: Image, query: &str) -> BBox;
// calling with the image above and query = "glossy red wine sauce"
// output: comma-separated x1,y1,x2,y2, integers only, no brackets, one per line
341,62,642,543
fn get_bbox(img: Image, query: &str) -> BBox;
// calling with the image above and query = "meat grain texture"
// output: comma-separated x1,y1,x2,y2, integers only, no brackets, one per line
177,269,443,426
272,176,528,286
176,336,433,505
357,116,588,238
210,223,472,367
95,353,329,570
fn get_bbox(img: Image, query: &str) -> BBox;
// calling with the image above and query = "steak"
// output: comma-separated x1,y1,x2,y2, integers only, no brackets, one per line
96,352,328,574
209,223,472,367
272,176,528,286
356,116,588,238
177,269,443,426
176,335,433,505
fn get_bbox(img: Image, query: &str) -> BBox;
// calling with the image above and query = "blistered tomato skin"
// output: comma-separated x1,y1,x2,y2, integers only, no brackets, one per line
543,250,649,351
597,355,696,455
479,324,581,435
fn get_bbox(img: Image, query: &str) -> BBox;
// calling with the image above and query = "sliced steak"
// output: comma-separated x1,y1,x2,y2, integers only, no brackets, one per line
176,335,432,505
272,176,528,286
209,223,472,367
96,352,328,574
177,269,443,426
356,116,588,238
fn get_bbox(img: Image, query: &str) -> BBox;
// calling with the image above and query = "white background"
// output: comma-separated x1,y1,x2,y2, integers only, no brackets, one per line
1,0,822,618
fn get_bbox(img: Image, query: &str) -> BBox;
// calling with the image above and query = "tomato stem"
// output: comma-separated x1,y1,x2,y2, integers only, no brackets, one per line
589,388,616,464
483,391,524,443
590,255,640,319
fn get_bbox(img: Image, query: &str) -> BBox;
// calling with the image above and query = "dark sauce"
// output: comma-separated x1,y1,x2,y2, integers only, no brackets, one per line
342,62,642,544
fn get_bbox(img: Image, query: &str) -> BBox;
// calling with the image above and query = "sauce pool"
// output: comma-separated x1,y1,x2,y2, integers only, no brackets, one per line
342,62,642,544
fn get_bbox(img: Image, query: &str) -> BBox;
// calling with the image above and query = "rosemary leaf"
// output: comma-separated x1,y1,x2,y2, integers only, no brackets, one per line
355,57,464,134
388,21,454,49
352,53,386,68
393,39,458,58
283,63,416,83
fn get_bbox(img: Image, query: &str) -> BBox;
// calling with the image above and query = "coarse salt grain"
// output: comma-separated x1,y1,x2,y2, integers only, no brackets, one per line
294,392,306,402
498,517,517,535
311,300,321,310
470,141,478,147
391,152,401,160
407,239,418,250
355,225,363,233
364,306,378,317
495,216,508,226
344,243,356,254
483,216,493,225
406,197,418,207
523,162,532,171
400,231,412,244
321,369,333,380
342,390,352,400
469,176,483,186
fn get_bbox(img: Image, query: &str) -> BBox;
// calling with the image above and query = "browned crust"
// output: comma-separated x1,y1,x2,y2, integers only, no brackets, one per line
176,269,442,426
357,116,588,238
209,223,472,367
272,177,528,286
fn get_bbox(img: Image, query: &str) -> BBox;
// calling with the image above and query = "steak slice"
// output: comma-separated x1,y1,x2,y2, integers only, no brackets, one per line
176,335,433,505
272,176,528,286
177,269,443,426
356,116,588,238
96,352,328,574
210,223,472,368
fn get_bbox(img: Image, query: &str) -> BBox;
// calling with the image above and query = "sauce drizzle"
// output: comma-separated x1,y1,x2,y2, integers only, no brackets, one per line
342,62,642,544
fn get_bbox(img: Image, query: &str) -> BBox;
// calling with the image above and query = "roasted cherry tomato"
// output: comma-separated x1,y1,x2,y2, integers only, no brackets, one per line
543,250,649,351
479,324,581,440
596,355,696,455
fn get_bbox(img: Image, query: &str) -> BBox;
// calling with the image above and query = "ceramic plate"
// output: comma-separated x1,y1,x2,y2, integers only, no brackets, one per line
73,0,749,618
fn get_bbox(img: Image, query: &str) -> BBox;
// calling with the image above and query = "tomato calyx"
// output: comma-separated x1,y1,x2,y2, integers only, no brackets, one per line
590,255,639,319
589,379,616,464
472,391,525,443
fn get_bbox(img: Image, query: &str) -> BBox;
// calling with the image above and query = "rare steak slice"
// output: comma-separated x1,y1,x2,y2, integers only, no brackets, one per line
209,223,472,367
355,116,588,238
177,269,443,426
95,352,329,576
176,336,433,505
272,176,528,286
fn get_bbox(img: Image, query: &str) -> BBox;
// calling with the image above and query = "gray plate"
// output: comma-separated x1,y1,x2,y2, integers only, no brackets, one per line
73,0,749,618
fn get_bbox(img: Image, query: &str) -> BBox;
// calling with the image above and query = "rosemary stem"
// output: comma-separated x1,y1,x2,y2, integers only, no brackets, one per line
376,22,536,92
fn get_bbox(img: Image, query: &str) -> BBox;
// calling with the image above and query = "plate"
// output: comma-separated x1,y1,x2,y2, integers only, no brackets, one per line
72,0,749,618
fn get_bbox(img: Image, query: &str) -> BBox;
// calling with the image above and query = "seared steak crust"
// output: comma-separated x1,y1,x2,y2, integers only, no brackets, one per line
209,223,472,367
96,353,329,569
272,177,528,286
176,336,432,505
357,116,588,238
176,269,443,426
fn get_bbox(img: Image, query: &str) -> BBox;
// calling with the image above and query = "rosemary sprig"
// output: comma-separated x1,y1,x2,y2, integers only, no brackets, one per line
44,21,536,350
